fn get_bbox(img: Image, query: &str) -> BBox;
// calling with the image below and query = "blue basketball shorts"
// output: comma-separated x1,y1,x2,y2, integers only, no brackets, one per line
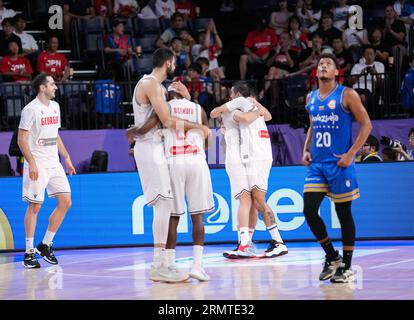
303,161,360,203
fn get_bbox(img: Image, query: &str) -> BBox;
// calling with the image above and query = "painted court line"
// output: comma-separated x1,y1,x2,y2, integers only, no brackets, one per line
369,258,414,270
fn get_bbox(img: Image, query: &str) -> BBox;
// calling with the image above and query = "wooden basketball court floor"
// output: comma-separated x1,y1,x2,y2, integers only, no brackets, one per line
1,240,413,300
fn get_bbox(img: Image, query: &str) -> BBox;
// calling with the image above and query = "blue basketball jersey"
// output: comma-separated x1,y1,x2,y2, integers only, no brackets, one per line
305,84,353,163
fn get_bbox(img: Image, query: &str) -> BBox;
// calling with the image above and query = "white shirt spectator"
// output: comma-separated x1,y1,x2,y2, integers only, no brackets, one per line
114,0,138,12
14,31,39,51
0,7,16,30
296,8,321,32
343,28,368,48
333,5,349,30
138,5,158,19
155,0,175,19
351,60,384,93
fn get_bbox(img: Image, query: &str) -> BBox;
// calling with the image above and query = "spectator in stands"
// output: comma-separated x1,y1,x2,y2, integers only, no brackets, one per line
113,0,139,18
175,0,196,25
369,28,391,67
400,55,414,111
0,40,32,82
288,15,309,52
37,36,70,82
175,62,204,102
178,29,195,56
94,0,113,17
288,33,334,88
332,36,352,74
239,18,278,80
0,0,16,30
357,135,382,162
298,32,323,71
269,0,293,35
63,0,95,48
104,20,136,80
342,14,369,63
193,20,225,80
156,0,176,20
170,37,191,77
156,12,185,48
263,32,298,89
394,128,414,160
315,11,342,47
295,0,321,33
0,18,22,57
393,0,414,23
350,45,385,107
195,56,216,105
13,15,39,62
138,2,159,19
381,5,407,71
331,0,349,30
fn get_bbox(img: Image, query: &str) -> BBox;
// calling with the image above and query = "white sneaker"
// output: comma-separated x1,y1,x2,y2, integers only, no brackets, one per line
264,241,288,258
190,265,210,281
150,265,189,283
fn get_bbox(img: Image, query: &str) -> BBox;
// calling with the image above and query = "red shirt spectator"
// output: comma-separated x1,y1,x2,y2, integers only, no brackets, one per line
0,54,32,82
175,0,196,19
244,28,278,58
37,51,68,80
36,36,70,81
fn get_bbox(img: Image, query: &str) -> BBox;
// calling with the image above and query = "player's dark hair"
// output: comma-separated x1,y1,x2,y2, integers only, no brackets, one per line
32,73,51,93
152,48,174,68
317,53,339,69
408,128,414,137
232,81,251,98
365,135,379,151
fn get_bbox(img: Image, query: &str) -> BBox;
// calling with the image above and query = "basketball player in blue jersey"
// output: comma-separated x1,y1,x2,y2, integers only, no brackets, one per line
302,53,372,283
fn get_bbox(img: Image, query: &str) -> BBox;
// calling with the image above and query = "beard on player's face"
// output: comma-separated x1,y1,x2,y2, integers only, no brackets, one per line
165,60,175,80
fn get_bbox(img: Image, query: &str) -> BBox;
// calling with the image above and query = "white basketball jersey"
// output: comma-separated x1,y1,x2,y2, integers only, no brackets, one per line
164,98,205,160
18,97,61,169
132,74,163,141
225,96,272,163
239,113,273,162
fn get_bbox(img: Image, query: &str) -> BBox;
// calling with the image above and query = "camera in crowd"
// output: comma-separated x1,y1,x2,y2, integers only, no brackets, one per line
380,136,407,151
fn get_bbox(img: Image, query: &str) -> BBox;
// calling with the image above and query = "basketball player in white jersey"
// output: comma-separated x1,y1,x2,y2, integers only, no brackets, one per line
164,85,214,281
18,73,75,268
128,85,214,281
126,48,210,283
210,82,288,258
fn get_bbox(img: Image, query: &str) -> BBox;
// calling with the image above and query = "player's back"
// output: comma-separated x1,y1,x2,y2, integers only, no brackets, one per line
305,84,353,163
239,107,272,163
132,75,162,141
164,98,205,161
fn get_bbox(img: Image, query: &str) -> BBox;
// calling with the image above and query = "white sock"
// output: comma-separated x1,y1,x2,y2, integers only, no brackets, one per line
42,230,56,245
193,245,203,267
239,227,250,246
249,228,255,242
153,247,165,268
165,249,176,268
25,237,34,253
267,224,283,243
152,199,172,246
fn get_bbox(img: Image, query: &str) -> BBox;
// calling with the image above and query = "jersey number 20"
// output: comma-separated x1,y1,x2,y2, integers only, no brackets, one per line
316,132,331,148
